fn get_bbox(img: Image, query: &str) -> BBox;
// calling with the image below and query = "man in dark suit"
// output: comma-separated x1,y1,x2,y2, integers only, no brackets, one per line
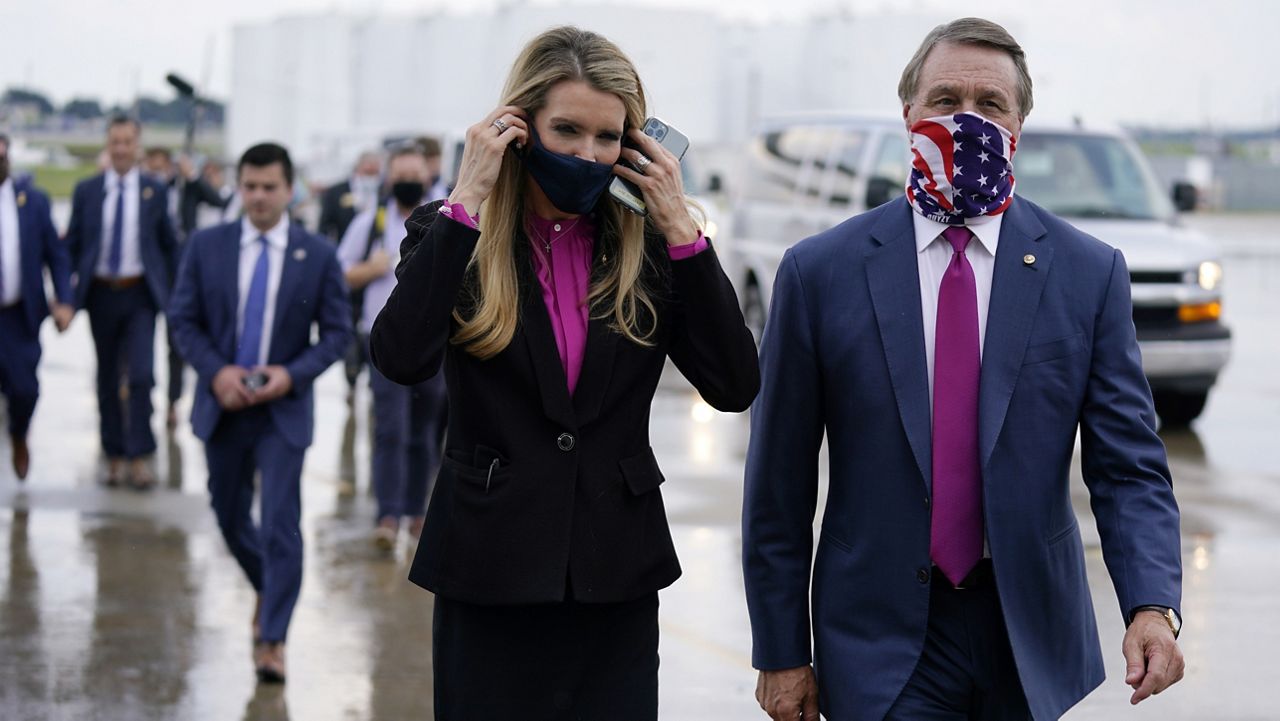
743,18,1184,721
65,116,178,488
317,151,381,244
0,134,74,479
169,142,350,683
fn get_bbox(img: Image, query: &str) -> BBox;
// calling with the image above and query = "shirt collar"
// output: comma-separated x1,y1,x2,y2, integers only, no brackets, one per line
241,215,290,250
106,167,139,187
913,210,1002,257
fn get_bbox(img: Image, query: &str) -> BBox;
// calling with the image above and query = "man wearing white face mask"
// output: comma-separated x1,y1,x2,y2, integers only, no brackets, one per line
743,17,1184,721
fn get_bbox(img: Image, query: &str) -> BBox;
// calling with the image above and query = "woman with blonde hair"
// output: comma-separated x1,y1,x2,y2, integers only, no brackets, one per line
370,24,759,720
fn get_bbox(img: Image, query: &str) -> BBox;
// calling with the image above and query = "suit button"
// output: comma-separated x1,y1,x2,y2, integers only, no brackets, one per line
917,568,930,584
556,433,575,452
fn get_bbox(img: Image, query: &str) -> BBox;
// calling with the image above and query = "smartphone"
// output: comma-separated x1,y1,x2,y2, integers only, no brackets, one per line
609,117,690,216
243,372,269,391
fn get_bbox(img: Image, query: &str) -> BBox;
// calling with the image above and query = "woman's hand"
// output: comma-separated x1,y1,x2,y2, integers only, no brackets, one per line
613,128,698,246
448,106,530,212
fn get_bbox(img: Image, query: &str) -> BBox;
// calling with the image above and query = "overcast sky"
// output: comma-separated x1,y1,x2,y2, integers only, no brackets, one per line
4,0,1276,129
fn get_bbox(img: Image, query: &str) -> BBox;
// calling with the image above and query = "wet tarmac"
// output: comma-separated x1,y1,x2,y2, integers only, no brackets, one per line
1,213,1277,720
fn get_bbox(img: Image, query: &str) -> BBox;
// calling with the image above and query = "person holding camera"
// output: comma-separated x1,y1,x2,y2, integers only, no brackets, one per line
168,142,352,684
369,26,759,720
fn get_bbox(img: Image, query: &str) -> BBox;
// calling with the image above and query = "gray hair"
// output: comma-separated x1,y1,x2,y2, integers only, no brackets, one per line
897,17,1033,119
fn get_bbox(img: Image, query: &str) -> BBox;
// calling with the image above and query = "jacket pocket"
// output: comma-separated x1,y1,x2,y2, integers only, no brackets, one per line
619,447,666,496
1046,518,1079,547
1023,333,1086,366
443,448,510,493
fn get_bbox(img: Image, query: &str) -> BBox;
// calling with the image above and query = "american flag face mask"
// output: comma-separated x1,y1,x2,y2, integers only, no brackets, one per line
906,112,1017,226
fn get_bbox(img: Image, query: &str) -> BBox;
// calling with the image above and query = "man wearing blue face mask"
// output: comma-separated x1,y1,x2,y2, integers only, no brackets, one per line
744,17,1184,721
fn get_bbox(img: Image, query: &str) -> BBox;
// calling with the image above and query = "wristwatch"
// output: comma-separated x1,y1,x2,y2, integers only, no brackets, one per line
1133,605,1181,639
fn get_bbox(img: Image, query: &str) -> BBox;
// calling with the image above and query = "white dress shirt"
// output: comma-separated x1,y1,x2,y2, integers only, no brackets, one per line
0,178,21,305
913,211,1003,407
237,216,289,367
96,168,144,278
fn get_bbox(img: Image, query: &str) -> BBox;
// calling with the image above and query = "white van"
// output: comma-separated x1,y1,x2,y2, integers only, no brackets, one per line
729,113,1230,426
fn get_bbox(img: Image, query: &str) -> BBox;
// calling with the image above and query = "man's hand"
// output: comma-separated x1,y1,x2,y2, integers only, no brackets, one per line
51,303,74,333
251,365,293,404
756,666,820,720
1123,610,1185,704
212,366,253,411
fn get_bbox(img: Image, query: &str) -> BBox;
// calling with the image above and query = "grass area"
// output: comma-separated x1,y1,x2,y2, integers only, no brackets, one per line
29,164,99,199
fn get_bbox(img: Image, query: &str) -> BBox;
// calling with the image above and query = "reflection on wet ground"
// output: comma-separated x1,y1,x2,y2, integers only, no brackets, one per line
0,214,1276,719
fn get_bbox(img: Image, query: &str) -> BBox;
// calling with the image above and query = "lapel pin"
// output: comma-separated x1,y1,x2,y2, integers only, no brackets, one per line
142,186,154,201
1023,254,1036,266
16,191,26,207
293,248,307,261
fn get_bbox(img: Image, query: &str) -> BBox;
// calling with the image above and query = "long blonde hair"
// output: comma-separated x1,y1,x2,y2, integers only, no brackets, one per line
452,26,660,359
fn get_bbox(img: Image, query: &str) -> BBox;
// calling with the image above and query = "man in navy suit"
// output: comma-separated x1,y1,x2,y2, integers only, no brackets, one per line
0,134,75,480
65,116,178,488
169,142,350,683
744,18,1184,721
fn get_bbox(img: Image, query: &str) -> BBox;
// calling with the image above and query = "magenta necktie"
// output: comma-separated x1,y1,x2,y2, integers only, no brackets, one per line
930,225,983,586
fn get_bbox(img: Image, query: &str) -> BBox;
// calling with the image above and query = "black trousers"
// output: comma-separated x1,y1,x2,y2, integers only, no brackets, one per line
885,562,1032,720
432,593,659,721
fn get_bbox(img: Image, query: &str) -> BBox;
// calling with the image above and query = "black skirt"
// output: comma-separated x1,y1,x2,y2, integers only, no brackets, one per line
432,592,659,721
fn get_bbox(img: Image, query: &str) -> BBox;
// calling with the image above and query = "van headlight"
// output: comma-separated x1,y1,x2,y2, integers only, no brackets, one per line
1197,261,1223,291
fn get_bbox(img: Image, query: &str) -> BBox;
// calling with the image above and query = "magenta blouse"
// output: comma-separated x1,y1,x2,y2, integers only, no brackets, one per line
439,201,707,393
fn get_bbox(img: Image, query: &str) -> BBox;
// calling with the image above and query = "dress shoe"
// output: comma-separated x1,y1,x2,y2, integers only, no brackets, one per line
11,435,29,481
104,457,125,487
127,459,157,491
254,642,287,684
372,517,398,551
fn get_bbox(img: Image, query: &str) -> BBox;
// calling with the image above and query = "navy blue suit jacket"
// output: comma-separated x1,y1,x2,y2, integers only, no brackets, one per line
742,197,1181,721
9,179,72,334
167,221,352,449
65,172,177,310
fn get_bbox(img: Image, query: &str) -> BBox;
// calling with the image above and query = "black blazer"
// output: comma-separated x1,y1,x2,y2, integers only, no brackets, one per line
370,201,760,605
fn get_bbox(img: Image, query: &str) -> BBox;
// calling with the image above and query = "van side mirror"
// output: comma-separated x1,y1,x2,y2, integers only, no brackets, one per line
707,173,723,194
1172,181,1198,212
865,176,899,209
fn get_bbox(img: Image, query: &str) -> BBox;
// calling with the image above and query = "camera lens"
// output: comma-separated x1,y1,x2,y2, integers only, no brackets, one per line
655,127,667,140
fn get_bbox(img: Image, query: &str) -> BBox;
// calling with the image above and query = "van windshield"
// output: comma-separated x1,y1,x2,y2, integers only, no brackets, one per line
1014,132,1174,221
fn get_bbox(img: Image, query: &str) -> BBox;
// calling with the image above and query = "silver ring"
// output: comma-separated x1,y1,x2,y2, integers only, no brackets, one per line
492,118,509,133
634,154,653,171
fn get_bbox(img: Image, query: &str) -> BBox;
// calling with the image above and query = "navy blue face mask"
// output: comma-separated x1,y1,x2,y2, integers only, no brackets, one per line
522,126,616,215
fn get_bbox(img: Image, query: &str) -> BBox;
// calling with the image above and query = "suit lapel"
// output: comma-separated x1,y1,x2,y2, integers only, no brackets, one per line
220,224,242,354
85,175,107,270
978,199,1051,468
570,240,619,425
269,225,308,357
865,199,933,492
521,276,579,431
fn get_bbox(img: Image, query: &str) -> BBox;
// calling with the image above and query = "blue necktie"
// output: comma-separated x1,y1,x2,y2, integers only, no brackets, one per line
236,236,271,368
107,178,124,276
